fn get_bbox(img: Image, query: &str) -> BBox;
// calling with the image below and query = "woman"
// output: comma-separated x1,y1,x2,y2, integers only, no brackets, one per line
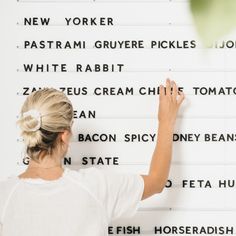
0,78,184,236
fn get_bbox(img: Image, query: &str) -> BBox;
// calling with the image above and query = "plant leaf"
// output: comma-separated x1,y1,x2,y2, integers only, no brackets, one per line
190,0,236,46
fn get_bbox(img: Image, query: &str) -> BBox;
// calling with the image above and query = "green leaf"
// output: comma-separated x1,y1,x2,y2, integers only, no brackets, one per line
190,0,236,46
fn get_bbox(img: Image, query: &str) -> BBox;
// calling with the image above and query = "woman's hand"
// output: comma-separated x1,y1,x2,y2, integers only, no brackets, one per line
158,78,185,127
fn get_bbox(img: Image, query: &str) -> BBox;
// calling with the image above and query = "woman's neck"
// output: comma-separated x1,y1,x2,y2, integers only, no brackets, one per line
18,154,64,180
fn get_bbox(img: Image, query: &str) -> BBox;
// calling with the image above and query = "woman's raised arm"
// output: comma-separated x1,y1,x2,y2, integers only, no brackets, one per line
141,78,185,200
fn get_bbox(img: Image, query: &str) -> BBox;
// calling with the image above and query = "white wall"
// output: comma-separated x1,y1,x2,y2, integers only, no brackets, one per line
0,0,236,234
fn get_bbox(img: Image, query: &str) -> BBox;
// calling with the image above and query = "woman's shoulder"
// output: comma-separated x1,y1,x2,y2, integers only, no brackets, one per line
0,175,20,195
0,175,19,189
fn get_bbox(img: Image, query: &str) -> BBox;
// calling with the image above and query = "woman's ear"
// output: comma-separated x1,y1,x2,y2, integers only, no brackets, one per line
60,129,71,144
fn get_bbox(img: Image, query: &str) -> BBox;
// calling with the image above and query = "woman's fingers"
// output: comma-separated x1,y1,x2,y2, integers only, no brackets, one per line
159,84,164,99
177,91,185,106
158,78,185,126
161,79,184,106
166,78,171,96
172,80,178,100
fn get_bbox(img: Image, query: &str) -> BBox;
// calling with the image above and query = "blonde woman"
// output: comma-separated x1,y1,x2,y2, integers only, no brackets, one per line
0,78,184,236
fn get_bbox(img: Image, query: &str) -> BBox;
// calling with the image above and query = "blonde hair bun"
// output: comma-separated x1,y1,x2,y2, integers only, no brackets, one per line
20,109,42,132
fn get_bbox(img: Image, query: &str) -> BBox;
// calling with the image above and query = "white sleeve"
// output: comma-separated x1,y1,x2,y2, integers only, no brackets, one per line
79,167,144,222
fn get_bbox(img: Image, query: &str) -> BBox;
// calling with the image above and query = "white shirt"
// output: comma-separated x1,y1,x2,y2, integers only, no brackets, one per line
0,167,144,236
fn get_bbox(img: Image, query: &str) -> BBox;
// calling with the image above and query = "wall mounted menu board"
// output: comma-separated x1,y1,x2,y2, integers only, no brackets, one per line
0,0,236,235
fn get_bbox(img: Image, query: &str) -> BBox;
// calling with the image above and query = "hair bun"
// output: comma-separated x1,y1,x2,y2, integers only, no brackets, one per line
20,109,42,132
